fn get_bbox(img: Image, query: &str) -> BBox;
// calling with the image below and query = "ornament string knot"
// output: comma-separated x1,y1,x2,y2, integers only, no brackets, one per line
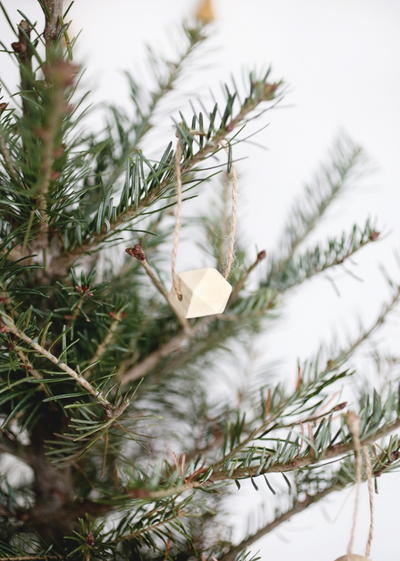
334,411,375,561
170,137,237,319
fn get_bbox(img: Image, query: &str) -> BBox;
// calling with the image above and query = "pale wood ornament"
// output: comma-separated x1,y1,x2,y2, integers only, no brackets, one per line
335,556,372,561
169,268,232,319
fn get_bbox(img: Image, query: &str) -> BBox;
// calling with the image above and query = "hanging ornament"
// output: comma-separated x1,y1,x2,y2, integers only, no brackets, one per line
169,140,236,319
333,412,375,561
195,0,215,24
169,268,232,319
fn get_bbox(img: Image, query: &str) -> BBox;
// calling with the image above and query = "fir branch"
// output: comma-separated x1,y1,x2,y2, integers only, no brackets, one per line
209,416,400,482
49,76,282,275
277,137,366,266
0,314,113,413
114,510,186,543
266,220,380,291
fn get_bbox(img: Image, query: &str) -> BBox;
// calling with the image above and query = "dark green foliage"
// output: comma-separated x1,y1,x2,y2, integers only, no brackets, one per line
0,2,399,561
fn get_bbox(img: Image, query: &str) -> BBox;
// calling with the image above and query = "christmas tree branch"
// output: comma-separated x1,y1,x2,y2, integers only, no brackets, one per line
209,416,400,482
219,439,400,561
106,26,207,189
0,314,113,413
277,137,365,269
49,79,281,275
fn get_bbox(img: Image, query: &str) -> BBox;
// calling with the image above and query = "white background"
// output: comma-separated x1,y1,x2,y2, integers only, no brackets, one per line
1,1,400,559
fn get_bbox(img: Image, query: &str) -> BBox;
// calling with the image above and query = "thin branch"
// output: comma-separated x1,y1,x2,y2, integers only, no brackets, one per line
1,314,113,413
209,417,400,482
15,347,52,397
114,511,186,543
125,245,191,333
229,249,266,303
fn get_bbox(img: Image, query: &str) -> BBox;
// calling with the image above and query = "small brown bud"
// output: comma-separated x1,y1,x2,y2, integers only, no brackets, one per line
369,230,380,241
264,82,279,99
75,285,93,296
257,249,267,261
11,41,26,55
18,20,31,34
333,401,347,412
0,102,8,113
126,244,146,261
86,532,95,546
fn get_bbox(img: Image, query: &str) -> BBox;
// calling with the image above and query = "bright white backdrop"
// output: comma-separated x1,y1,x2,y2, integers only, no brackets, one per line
1,1,400,559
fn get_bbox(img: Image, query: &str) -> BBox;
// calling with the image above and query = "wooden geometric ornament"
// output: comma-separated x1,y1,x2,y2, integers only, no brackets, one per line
169,268,232,319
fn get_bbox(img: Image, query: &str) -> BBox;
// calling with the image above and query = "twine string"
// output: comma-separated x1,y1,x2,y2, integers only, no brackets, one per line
346,411,375,559
363,446,374,558
347,411,362,556
171,137,238,299
223,156,238,279
171,140,183,300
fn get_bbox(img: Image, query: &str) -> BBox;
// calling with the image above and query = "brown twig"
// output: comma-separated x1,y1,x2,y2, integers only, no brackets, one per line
126,245,191,334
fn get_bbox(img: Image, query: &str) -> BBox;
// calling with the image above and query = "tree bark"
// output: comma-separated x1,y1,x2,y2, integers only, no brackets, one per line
43,0,64,43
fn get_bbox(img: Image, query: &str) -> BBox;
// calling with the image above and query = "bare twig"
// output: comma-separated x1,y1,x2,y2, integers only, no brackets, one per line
229,249,266,303
126,245,191,334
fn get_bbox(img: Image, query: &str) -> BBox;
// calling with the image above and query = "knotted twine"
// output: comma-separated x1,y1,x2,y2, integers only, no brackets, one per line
346,411,374,559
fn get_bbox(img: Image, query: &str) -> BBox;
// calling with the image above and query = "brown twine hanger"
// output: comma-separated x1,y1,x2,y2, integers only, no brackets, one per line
171,138,238,300
346,411,374,559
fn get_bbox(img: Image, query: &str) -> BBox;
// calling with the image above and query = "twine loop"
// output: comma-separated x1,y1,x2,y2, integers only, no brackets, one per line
171,137,238,299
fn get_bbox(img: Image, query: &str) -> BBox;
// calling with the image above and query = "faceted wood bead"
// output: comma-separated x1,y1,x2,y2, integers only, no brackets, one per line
169,268,232,319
